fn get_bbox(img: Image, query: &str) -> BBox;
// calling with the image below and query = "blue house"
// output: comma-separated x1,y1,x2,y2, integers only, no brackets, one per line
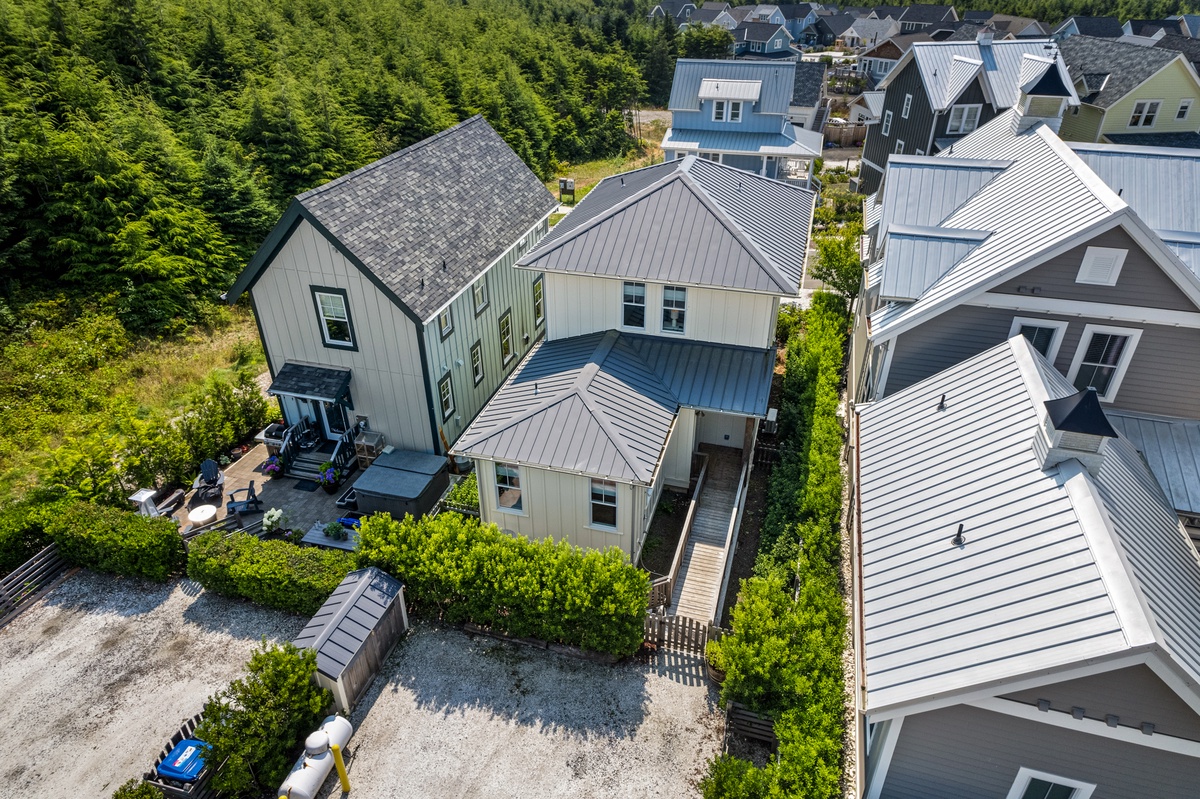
733,22,795,58
661,59,823,185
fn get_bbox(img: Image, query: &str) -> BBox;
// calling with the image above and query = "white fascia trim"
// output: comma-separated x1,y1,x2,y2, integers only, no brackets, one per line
424,213,553,323
874,339,895,398
864,651,1153,722
1057,460,1159,647
965,293,1200,329
1146,656,1200,718
863,716,903,799
969,697,1200,758
1103,54,1197,111
860,156,886,176
1063,323,1144,402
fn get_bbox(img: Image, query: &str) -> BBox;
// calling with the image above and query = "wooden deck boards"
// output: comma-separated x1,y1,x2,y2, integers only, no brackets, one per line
670,446,743,623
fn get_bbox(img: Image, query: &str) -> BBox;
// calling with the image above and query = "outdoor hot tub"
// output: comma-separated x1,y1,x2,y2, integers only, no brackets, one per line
352,450,450,519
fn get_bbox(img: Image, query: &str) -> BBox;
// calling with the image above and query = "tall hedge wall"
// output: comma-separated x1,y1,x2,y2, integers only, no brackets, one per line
45,501,186,581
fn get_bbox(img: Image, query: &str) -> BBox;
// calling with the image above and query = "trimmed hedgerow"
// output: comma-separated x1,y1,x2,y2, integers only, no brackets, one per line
187,532,356,616
703,291,849,798
45,501,186,581
0,500,63,577
356,512,649,657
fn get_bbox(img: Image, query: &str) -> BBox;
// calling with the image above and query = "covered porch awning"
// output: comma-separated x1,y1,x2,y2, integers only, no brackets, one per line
268,362,352,404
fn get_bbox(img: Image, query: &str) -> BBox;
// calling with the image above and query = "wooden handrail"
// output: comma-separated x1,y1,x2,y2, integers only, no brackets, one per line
712,455,752,624
663,452,710,604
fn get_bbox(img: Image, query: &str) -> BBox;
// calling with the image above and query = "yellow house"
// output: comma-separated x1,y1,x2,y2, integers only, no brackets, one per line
1058,35,1200,146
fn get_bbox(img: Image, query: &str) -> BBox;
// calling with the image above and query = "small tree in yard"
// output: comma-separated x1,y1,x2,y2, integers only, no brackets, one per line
111,779,162,798
811,224,864,307
680,23,734,59
195,642,330,796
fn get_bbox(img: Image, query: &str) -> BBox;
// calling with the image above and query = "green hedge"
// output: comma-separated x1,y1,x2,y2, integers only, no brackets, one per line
703,292,849,798
187,531,356,616
0,500,62,577
356,512,649,656
443,472,480,511
45,501,186,581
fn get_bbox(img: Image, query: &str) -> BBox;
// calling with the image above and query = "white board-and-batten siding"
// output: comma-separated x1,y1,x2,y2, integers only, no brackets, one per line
251,218,434,452
423,221,549,448
544,273,779,349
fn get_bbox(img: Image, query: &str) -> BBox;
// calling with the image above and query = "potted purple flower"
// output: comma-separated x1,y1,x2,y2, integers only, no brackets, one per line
317,461,342,494
263,455,283,478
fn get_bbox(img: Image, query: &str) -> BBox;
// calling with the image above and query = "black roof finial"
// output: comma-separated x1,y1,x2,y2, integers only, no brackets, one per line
951,524,966,547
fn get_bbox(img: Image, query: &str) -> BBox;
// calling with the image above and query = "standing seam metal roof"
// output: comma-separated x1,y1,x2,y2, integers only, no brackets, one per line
518,157,814,295
857,337,1200,713
1108,411,1200,516
669,59,797,113
293,567,403,681
453,331,774,482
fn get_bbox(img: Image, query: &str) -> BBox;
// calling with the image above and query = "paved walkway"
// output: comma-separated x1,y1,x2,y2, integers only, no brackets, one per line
670,446,742,623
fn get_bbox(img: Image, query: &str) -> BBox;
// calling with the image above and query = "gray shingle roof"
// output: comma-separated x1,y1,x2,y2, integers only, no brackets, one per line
736,20,789,41
268,362,351,402
898,3,953,23
293,567,403,681
1156,33,1200,70
453,331,774,482
1059,35,1181,108
231,116,557,321
518,157,814,295
1126,18,1185,36
791,61,827,107
857,336,1200,714
1055,16,1124,38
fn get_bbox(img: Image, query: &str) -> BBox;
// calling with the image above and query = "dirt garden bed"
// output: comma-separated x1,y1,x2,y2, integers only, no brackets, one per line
0,571,304,797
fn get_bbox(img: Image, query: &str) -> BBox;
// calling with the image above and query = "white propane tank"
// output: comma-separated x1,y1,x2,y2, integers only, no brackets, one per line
276,715,354,799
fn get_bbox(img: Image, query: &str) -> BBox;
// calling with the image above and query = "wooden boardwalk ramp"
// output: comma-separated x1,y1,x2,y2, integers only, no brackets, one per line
670,447,741,623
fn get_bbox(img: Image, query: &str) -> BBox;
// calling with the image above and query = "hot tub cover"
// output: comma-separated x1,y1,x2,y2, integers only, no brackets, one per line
372,449,448,475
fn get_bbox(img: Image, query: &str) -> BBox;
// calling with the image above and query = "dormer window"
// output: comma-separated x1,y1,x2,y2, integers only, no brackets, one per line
713,100,742,123
1066,324,1142,402
946,104,981,134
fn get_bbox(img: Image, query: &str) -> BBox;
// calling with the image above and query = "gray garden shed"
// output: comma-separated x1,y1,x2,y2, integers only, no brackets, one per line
293,567,409,712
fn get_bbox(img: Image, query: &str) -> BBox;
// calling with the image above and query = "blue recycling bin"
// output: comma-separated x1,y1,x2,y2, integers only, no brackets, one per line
156,739,211,783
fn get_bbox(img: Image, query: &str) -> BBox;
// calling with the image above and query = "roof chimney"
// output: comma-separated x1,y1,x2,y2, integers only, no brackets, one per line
1033,388,1119,476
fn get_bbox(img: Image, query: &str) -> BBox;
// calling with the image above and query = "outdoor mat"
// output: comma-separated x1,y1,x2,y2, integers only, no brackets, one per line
293,479,320,492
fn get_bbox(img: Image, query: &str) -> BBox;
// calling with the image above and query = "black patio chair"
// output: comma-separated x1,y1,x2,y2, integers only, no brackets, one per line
226,481,264,516
194,459,224,504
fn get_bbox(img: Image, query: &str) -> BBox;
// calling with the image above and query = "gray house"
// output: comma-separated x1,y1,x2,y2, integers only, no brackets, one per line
228,116,557,473
453,156,814,564
854,336,1200,799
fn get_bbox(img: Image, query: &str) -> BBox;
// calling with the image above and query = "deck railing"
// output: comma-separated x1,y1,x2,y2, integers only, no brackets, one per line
712,455,753,624
650,453,710,610
329,424,358,475
279,424,299,477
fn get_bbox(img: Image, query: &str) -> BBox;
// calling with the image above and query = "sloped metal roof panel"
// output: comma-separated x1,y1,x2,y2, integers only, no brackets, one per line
661,126,821,157
878,225,989,301
293,567,403,681
910,39,1062,111
699,78,764,101
875,155,1008,238
669,59,797,113
1068,142,1200,236
1108,411,1200,515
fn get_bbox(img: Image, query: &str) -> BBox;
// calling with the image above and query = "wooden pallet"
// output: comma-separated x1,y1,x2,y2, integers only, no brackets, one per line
725,701,778,749
0,543,76,629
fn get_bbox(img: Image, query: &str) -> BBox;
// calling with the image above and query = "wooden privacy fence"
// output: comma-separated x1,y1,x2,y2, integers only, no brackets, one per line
0,543,75,629
725,701,779,749
644,611,725,656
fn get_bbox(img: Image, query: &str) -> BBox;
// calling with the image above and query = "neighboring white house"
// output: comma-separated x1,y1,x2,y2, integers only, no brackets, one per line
453,156,815,563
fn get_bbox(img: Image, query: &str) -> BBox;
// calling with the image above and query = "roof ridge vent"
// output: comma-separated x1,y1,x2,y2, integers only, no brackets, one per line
1033,387,1118,476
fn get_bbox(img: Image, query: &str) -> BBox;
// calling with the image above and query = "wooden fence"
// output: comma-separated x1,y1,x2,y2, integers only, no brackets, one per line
644,612,725,656
725,701,779,749
143,712,219,799
0,543,75,629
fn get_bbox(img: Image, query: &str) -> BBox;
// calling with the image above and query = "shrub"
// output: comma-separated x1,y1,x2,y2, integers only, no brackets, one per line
356,512,649,656
0,500,62,577
194,642,331,796
45,501,185,581
443,472,480,511
111,779,162,799
187,531,355,615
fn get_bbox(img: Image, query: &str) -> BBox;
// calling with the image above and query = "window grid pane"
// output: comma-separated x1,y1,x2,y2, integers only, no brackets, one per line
662,285,686,333
1019,325,1055,357
316,292,352,344
499,313,513,362
623,282,645,328
533,278,544,325
1073,333,1127,395
439,375,454,419
496,462,522,511
591,479,617,528
471,343,484,384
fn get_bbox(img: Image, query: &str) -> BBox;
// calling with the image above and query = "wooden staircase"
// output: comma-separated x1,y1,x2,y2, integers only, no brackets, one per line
670,447,742,623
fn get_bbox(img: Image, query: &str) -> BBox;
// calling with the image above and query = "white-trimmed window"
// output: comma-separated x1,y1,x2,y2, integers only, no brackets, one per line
882,109,893,136
1067,324,1143,402
1075,246,1127,286
590,479,618,528
713,100,743,122
472,277,488,314
894,140,905,154
1004,767,1095,799
915,148,925,155
312,288,355,348
532,276,544,327
730,100,742,121
699,151,721,162
623,282,646,328
438,373,454,421
470,340,484,385
662,285,686,333
495,462,523,513
902,93,912,119
773,38,782,50
1128,100,1161,127
438,307,454,339
947,104,982,134
1009,317,1069,364
499,311,514,365
1177,99,1193,120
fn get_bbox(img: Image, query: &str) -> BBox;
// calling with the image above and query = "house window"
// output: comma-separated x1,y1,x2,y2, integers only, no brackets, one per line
470,340,484,385
773,38,782,49
1067,324,1143,401
495,461,523,512
1128,100,1161,127
438,307,454,340
1075,246,1127,286
499,311,514,365
623,282,646,328
312,288,355,349
532,276,544,327
438,373,455,421
662,285,686,333
472,277,488,314
882,110,893,136
699,152,721,162
894,140,905,154
1004,767,1096,799
915,148,925,155
1178,99,1193,120
590,479,618,528
902,93,912,119
1009,317,1069,364
713,100,742,122
947,104,981,134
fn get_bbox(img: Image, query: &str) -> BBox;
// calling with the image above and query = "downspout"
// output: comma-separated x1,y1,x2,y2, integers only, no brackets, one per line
925,109,941,155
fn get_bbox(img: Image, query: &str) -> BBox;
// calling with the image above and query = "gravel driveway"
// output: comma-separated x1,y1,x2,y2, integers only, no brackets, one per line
0,572,304,797
318,624,724,799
